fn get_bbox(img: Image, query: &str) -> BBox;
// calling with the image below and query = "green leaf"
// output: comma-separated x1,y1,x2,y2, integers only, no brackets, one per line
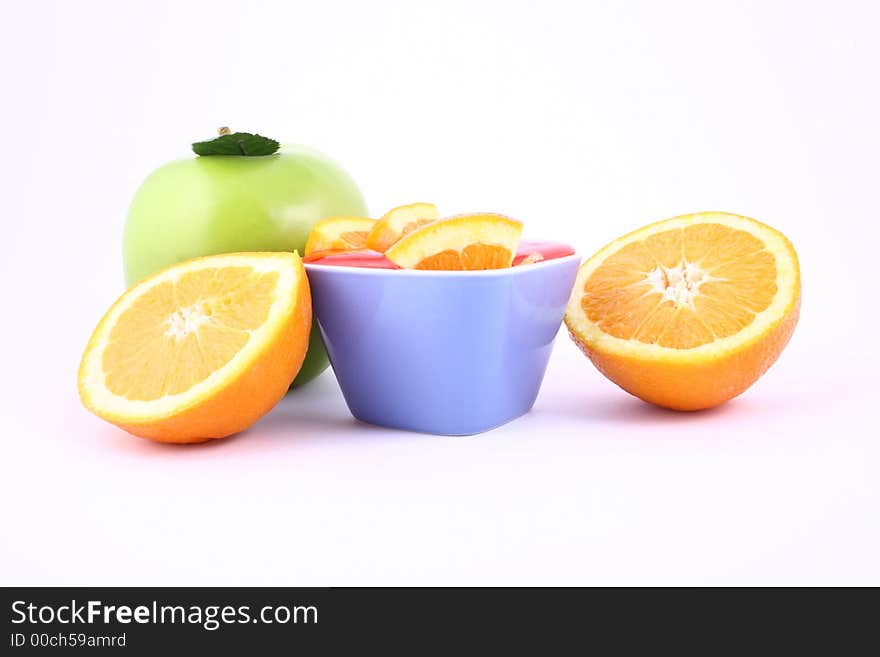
192,132,280,157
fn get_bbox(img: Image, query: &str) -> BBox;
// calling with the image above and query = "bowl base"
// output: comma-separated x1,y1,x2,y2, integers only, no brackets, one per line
349,406,534,436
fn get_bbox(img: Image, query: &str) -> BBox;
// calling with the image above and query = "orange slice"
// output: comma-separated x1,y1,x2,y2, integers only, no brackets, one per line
515,253,545,266
304,216,376,256
78,252,312,443
385,213,523,270
366,202,440,252
564,212,800,410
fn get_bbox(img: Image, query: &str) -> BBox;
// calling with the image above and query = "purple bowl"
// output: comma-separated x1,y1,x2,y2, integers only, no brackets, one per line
304,254,580,435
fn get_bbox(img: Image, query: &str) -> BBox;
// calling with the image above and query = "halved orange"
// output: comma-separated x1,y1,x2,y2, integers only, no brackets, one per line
304,216,376,256
366,202,440,252
78,252,311,443
564,212,800,410
385,213,523,270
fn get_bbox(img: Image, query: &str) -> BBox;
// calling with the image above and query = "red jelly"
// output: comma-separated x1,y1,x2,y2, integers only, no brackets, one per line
511,240,576,266
304,240,574,269
304,250,397,268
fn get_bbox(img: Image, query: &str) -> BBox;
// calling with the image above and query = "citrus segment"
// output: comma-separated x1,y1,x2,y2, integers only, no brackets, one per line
366,202,439,252
304,217,376,256
385,213,523,270
78,252,312,442
564,212,800,410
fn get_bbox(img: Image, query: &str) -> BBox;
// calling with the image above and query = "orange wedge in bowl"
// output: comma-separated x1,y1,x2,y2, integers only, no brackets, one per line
366,202,440,252
385,213,523,270
564,212,800,410
78,252,311,443
515,252,545,266
304,216,376,256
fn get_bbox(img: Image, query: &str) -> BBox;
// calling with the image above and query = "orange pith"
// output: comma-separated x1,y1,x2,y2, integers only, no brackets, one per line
384,213,523,271
366,202,439,252
565,212,800,411
78,252,311,443
304,217,376,256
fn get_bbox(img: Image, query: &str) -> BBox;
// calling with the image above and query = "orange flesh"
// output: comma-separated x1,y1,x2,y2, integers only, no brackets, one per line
369,218,435,252
339,231,369,249
415,244,513,270
398,219,434,241
102,267,279,401
305,219,376,256
581,224,777,349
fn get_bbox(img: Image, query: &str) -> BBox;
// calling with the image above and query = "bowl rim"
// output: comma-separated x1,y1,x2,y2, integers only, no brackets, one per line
303,252,581,277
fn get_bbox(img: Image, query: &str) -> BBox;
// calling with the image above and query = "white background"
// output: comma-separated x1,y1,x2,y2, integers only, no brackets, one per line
1,0,878,585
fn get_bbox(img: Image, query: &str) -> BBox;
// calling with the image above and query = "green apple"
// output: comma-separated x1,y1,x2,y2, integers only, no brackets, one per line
123,132,367,386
